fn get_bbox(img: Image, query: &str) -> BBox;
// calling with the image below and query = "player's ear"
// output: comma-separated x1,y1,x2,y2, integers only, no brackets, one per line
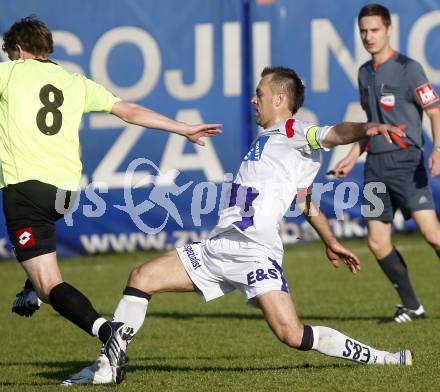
16,44,25,59
277,93,289,109
272,93,281,108
386,24,392,39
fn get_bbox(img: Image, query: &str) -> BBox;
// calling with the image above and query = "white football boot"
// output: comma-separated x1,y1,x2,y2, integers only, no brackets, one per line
61,352,112,386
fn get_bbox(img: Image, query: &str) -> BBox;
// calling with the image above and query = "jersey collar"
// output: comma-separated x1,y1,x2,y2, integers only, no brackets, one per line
34,58,58,65
260,119,291,134
373,49,396,72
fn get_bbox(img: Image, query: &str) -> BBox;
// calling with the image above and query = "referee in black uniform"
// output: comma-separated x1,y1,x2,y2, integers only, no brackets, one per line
333,4,440,323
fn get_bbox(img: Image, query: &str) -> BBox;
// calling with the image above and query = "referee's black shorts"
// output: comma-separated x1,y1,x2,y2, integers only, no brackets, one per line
363,146,435,222
2,180,72,262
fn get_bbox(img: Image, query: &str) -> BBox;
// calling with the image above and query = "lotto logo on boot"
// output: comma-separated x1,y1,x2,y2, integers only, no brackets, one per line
16,228,36,248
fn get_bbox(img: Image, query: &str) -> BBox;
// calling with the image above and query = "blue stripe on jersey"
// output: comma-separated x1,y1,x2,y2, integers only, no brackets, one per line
244,135,270,161
228,183,239,207
229,183,259,231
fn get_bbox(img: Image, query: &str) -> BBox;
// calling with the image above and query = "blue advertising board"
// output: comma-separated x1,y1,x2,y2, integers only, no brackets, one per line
0,0,439,258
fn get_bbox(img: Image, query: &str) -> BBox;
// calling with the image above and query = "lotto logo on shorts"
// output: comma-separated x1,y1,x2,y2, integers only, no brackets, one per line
416,83,439,107
16,228,36,248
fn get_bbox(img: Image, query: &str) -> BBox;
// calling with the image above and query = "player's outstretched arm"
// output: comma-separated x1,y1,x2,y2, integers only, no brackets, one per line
111,101,222,145
298,195,360,274
321,122,405,148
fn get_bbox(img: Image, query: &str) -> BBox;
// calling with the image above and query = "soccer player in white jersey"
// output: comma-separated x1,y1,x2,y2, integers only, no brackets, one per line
64,66,411,385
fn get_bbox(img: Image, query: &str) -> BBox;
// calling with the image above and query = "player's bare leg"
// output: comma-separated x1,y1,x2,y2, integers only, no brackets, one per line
257,290,304,347
412,209,440,253
20,252,62,302
127,249,197,294
64,250,197,385
257,290,412,365
104,250,196,383
380,209,440,323
21,252,111,345
367,221,423,322
12,252,62,316
367,220,393,259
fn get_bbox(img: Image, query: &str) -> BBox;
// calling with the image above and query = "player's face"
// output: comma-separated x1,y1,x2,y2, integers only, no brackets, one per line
251,75,276,128
359,16,391,56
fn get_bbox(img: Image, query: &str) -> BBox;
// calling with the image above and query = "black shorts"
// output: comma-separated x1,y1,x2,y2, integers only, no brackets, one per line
363,147,435,222
2,180,72,262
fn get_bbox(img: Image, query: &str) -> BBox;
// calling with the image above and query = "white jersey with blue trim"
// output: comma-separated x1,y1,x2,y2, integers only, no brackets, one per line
210,118,332,259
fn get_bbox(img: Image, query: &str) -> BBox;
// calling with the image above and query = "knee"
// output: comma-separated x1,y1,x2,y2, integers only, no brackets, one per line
127,266,155,295
367,236,391,259
422,230,440,251
128,266,144,287
367,236,381,254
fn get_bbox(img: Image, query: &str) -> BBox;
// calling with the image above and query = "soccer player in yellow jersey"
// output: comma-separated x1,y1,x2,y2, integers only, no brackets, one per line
0,16,221,352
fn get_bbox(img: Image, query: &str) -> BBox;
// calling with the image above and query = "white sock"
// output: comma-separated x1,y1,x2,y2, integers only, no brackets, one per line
91,317,107,338
112,295,149,334
311,326,389,365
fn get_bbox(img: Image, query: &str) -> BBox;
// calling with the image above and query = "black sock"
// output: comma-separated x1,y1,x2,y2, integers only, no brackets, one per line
298,325,314,351
49,282,102,336
98,321,112,344
377,248,420,310
123,286,151,300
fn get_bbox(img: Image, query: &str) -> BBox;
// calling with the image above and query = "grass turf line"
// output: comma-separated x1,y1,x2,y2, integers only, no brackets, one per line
0,233,439,391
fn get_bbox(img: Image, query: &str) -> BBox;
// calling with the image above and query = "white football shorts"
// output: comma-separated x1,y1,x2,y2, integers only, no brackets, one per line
176,230,289,303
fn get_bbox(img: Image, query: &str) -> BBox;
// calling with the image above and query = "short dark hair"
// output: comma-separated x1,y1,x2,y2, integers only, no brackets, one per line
2,16,53,56
358,3,391,27
261,66,305,115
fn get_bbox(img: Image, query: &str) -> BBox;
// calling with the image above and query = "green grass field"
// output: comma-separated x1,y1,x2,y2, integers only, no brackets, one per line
0,233,439,391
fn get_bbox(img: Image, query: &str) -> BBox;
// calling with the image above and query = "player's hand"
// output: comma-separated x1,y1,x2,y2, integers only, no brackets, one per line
330,156,357,179
365,123,405,144
326,241,361,275
12,288,42,317
186,124,223,146
429,150,440,176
